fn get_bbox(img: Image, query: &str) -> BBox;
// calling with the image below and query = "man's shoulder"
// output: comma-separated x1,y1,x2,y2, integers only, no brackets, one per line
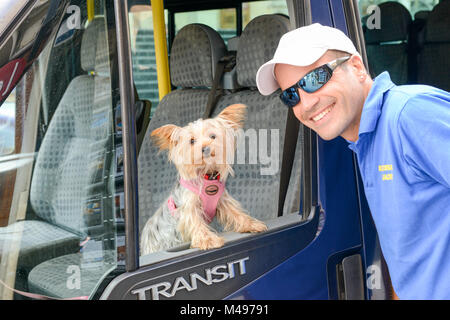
383,84,449,124
386,83,443,106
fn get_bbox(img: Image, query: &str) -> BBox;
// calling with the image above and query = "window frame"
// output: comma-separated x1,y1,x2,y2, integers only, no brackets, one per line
114,0,140,272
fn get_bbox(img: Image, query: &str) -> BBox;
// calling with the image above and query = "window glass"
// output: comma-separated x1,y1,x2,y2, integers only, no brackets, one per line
175,9,237,44
0,0,124,300
359,0,439,17
135,2,305,269
359,0,448,90
243,0,289,28
129,5,169,114
0,0,28,37
0,90,15,155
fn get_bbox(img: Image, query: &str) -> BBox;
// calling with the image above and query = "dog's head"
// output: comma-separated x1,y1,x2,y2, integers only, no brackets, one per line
151,104,246,181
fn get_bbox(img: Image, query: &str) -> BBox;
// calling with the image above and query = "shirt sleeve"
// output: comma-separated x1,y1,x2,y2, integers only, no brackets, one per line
397,89,450,188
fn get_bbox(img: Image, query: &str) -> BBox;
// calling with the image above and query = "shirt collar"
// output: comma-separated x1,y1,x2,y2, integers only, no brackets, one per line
347,71,395,151
360,71,395,134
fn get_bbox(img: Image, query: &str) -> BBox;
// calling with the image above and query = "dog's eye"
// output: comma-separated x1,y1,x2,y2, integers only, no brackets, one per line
190,138,195,145
210,134,216,140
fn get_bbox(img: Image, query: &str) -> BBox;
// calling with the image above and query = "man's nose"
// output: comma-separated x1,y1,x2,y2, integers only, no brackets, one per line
297,90,319,112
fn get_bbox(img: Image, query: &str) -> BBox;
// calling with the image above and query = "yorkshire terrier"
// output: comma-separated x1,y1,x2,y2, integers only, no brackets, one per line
140,104,267,254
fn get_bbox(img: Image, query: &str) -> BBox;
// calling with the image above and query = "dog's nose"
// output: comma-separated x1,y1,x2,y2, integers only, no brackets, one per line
202,146,211,157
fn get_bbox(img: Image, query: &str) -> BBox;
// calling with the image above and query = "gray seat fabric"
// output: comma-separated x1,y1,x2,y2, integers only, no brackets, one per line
211,14,302,222
0,221,80,293
24,17,114,297
169,24,227,87
417,1,450,91
364,2,412,85
28,250,116,299
30,17,112,236
235,15,291,88
138,24,227,236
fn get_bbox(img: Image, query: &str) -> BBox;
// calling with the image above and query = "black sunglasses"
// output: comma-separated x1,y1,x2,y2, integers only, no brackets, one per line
279,56,351,108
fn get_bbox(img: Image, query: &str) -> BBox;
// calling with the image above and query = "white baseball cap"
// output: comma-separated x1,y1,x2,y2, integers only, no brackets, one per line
256,23,361,96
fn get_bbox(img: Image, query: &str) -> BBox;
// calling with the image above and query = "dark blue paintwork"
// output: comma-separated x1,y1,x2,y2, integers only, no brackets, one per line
311,0,333,27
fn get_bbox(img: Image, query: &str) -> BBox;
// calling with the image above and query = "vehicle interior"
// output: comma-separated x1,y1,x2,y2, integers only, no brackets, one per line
362,0,449,90
0,0,447,300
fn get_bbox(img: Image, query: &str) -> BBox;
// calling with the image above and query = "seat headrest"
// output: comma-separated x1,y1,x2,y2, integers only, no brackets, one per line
364,2,411,44
80,17,110,75
236,15,290,88
414,10,430,21
170,24,226,88
425,1,450,42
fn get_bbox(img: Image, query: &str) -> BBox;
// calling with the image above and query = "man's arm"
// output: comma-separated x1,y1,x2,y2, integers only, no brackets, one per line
397,89,450,188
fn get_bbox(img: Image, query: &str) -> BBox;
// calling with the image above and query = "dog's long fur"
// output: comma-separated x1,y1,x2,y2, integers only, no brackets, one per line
140,104,267,254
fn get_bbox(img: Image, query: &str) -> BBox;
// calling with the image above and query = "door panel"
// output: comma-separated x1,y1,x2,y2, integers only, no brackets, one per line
101,212,319,300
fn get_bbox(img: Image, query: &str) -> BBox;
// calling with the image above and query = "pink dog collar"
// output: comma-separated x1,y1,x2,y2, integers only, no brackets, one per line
168,176,225,223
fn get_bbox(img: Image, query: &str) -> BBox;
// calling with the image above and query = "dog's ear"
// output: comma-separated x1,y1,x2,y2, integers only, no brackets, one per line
217,103,247,129
151,124,180,151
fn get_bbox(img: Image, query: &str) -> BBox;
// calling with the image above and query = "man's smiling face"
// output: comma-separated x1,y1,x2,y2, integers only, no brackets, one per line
274,51,370,142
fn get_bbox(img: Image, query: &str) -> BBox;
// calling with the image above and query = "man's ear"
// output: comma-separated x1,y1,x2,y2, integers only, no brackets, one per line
349,54,367,79
151,124,180,151
217,104,247,129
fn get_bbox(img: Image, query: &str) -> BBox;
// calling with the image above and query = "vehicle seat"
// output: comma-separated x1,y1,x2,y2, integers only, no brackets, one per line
364,2,412,84
137,24,227,236
0,220,80,296
211,14,300,223
26,17,115,299
417,0,450,91
30,17,113,237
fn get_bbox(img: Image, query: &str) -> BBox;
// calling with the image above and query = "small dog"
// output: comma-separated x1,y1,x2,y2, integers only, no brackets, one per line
140,104,267,254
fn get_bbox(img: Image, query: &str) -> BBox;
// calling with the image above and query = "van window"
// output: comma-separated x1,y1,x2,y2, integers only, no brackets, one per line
128,1,290,117
175,9,237,44
0,0,29,37
0,0,123,300
243,0,289,28
129,5,169,114
359,0,448,91
135,5,306,267
0,90,15,155
173,1,289,40
359,0,439,17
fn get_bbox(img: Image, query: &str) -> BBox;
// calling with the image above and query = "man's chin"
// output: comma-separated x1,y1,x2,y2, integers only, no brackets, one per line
315,131,340,141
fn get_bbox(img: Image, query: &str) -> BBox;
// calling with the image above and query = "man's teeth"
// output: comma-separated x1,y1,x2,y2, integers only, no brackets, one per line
312,105,333,122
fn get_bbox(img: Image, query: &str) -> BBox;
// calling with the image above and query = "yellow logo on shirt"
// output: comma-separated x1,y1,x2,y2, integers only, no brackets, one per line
379,164,393,181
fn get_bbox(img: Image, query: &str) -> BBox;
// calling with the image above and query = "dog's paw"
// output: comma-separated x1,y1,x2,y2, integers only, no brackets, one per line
191,233,225,250
236,219,268,233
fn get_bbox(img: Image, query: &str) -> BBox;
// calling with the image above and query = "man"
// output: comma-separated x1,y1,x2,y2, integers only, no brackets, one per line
256,23,450,300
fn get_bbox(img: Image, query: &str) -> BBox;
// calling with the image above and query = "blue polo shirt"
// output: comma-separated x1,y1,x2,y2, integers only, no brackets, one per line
347,72,450,300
